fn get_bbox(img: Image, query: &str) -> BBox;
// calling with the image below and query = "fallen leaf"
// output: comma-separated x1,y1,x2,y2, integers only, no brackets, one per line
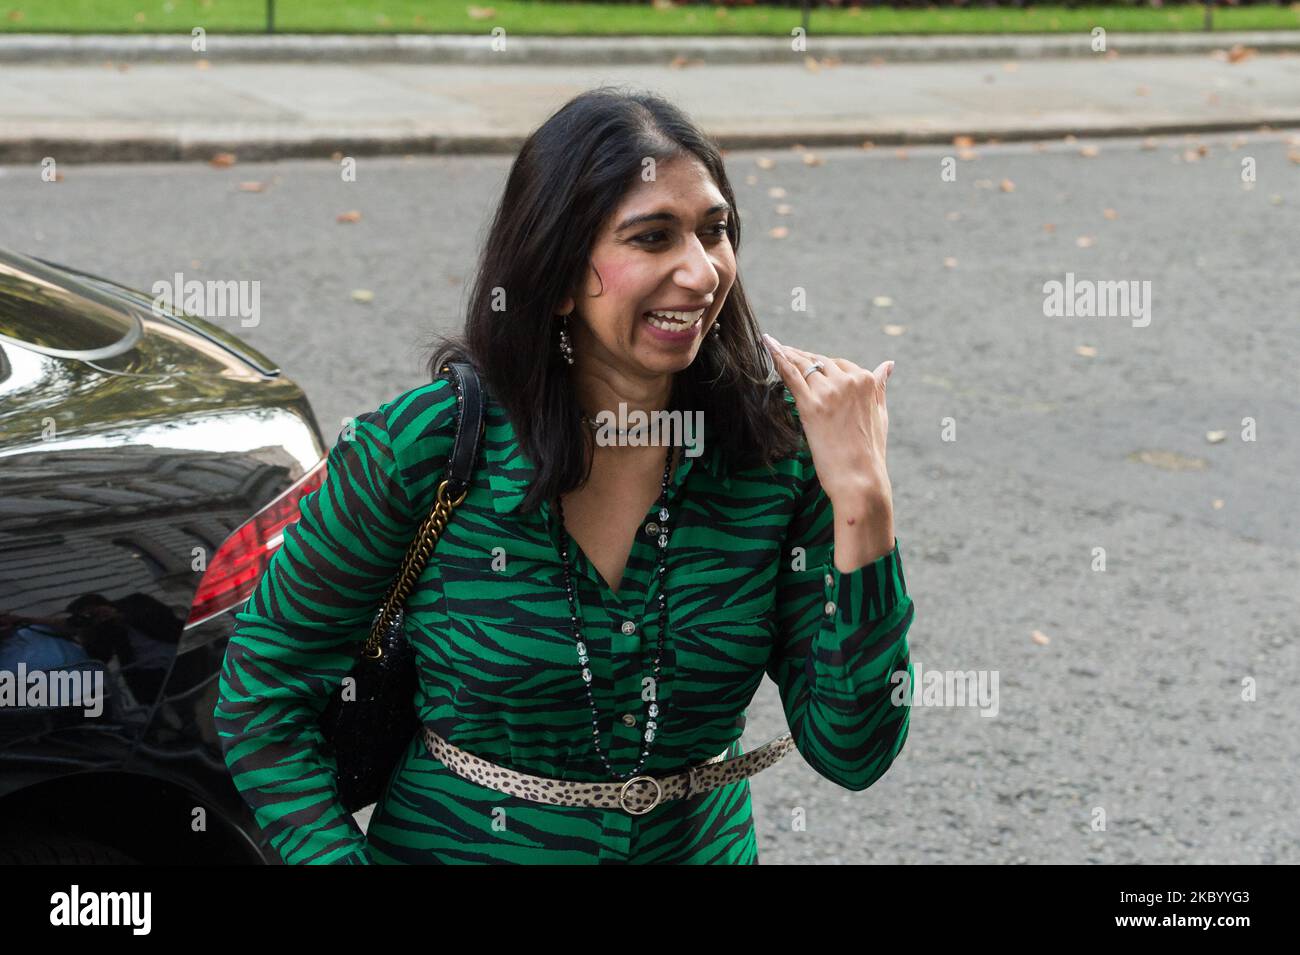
756,157,775,170
946,211,962,221
209,152,237,168
953,135,975,148
895,148,910,160
1002,62,1019,73
958,148,979,161
1042,223,1056,233
1140,137,1160,150
775,203,792,215
1128,449,1208,471
1000,178,1016,192
744,174,758,185
1205,430,1227,443
1135,85,1150,96
351,289,375,303
1226,44,1256,64
974,179,993,189
943,257,958,268
1063,134,1077,145
768,186,786,198
336,210,362,223
1076,235,1094,248
768,226,789,239
467,5,497,20
1031,630,1051,646
804,56,821,73
1212,499,1225,510
883,324,906,336
1075,344,1097,357
873,296,893,308
860,140,875,151
1080,145,1100,158
801,152,824,166
238,181,266,192
1103,208,1118,220
195,59,210,70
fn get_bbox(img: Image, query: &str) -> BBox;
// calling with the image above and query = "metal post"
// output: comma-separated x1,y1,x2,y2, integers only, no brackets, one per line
802,0,811,39
1204,0,1213,32
267,0,275,34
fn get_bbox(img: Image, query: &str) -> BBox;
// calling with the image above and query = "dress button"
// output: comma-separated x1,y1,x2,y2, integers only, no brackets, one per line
645,522,659,535
621,620,636,635
621,713,637,727
824,601,837,616
824,573,834,588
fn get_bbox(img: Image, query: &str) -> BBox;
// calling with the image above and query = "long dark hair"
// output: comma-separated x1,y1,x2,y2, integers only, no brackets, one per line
422,85,803,513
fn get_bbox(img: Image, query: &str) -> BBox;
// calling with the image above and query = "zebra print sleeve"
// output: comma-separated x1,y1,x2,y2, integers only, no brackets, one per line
767,404,915,793
214,377,458,864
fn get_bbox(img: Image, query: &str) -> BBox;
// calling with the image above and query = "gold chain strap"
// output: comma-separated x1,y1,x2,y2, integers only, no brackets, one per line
363,477,470,659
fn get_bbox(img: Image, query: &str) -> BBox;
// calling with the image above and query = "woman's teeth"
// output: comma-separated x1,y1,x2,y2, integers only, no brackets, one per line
643,309,704,331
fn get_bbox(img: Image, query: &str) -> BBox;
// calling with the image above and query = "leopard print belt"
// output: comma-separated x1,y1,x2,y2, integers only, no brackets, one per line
421,726,797,815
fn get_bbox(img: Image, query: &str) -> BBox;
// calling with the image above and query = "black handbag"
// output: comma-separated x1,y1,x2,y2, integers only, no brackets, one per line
318,361,486,813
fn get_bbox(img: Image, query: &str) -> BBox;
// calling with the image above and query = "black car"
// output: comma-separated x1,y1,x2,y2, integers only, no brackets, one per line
0,247,328,864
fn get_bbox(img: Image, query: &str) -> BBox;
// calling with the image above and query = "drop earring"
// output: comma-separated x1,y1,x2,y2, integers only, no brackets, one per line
710,320,721,338
558,312,575,365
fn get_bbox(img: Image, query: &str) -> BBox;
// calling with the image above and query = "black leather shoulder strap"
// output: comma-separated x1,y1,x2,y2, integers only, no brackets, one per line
439,361,485,497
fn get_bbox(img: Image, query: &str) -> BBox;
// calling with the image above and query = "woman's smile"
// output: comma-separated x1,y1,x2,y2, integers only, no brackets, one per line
641,306,706,343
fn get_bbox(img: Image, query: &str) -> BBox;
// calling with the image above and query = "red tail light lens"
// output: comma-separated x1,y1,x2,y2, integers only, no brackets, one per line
184,458,327,628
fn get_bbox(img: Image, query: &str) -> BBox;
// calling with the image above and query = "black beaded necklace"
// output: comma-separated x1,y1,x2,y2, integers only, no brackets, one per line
554,440,675,781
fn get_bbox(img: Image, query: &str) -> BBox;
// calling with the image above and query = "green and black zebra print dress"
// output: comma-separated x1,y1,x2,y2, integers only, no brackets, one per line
214,374,914,864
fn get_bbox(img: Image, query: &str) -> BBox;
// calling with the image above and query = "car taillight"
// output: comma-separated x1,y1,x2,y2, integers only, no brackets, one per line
184,458,328,629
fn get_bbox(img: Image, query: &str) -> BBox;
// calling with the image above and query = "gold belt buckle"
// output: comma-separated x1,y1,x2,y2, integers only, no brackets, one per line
617,775,663,815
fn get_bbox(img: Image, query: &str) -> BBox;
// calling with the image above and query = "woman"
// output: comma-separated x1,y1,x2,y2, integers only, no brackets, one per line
214,86,914,865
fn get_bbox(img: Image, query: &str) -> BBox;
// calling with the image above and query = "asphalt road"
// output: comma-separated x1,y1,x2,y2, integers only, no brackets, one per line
3,133,1297,863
